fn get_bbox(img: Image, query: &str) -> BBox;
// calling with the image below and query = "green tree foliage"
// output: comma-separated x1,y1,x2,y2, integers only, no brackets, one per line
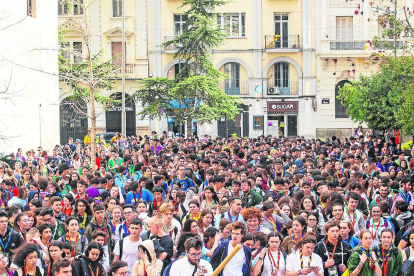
134,0,241,137
337,57,414,135
59,0,120,167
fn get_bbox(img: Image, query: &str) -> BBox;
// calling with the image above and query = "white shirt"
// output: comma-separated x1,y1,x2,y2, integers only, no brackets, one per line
223,242,245,276
170,257,213,276
113,236,142,276
285,251,324,276
252,250,286,276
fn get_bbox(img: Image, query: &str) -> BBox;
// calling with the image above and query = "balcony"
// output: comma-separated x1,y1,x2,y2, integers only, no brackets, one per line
264,35,301,52
219,80,249,96
112,64,135,78
266,80,299,96
164,36,181,53
329,39,408,51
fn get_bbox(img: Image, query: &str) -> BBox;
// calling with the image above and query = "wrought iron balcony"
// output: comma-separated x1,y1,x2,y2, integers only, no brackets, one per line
330,39,408,51
266,80,299,96
164,36,181,52
264,35,300,50
219,80,248,96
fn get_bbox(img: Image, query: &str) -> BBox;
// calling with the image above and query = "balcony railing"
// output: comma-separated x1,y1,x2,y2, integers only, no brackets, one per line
113,64,134,78
265,35,300,50
164,36,181,51
219,80,248,96
267,80,299,96
330,39,408,51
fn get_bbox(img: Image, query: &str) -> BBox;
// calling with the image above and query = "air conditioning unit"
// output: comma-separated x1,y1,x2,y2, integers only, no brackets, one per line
268,86,280,95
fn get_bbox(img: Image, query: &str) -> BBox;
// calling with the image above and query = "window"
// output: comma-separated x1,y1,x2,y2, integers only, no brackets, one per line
274,14,289,48
274,62,290,95
218,13,246,37
73,42,83,64
60,43,70,61
224,62,240,95
73,0,83,15
111,42,126,65
58,0,68,15
335,80,349,118
58,0,83,16
174,14,187,36
253,116,264,130
27,0,36,17
336,17,353,40
113,0,122,17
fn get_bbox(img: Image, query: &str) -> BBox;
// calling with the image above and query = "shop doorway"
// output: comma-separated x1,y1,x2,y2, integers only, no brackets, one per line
268,114,297,137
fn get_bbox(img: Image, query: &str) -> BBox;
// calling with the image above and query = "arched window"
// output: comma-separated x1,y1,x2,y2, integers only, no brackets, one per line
105,93,136,135
335,80,350,118
60,97,88,144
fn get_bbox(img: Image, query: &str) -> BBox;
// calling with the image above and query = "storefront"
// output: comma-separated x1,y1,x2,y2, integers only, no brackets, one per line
267,101,298,137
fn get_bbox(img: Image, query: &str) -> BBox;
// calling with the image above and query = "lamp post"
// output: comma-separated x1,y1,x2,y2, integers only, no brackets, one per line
121,0,126,135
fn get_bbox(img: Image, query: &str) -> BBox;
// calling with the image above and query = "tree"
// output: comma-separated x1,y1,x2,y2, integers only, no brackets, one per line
134,0,241,137
337,57,414,135
59,0,120,167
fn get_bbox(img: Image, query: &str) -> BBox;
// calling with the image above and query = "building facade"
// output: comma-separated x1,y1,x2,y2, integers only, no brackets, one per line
314,0,411,139
58,0,150,144
148,0,317,138
0,0,59,152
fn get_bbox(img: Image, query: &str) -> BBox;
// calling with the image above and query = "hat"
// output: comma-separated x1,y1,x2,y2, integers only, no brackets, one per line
76,139,81,143
87,187,100,198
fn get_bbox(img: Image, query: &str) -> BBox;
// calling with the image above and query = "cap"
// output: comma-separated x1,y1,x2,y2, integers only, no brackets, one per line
76,139,81,142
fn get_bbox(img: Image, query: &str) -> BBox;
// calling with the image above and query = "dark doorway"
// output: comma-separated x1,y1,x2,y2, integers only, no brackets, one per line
335,80,350,118
60,97,88,144
105,93,136,136
217,104,249,138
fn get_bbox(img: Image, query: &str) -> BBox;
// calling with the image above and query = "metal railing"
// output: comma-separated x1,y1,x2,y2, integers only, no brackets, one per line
266,80,299,96
164,35,181,51
265,35,300,50
219,80,249,96
330,39,408,50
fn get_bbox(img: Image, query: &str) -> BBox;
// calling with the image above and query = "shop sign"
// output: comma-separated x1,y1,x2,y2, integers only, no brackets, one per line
267,101,298,113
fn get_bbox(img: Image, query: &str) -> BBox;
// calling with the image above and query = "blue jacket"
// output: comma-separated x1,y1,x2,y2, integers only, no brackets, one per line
210,241,251,276
125,190,154,205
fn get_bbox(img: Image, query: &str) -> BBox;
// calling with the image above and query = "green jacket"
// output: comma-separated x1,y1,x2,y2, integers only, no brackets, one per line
242,189,263,207
374,244,403,276
348,246,375,276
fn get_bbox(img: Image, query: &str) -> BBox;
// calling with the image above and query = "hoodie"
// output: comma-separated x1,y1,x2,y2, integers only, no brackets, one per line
131,240,163,276
393,212,413,229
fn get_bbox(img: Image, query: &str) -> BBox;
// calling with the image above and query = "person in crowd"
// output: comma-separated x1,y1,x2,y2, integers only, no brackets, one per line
285,233,324,276
169,237,213,276
74,242,105,276
252,231,287,276
210,221,252,276
131,240,163,276
373,228,402,276
12,244,45,276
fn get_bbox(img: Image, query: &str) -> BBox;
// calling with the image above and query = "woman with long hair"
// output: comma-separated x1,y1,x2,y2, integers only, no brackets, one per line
13,212,31,242
104,196,120,221
281,216,307,254
12,243,44,276
197,209,214,237
285,234,324,276
59,217,88,261
347,230,382,276
20,168,34,188
131,240,163,276
74,242,104,276
253,232,287,276
300,195,325,230
73,199,92,235
0,252,9,276
201,186,219,210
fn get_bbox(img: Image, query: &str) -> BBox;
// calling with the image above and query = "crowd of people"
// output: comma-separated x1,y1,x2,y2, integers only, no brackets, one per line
0,132,413,276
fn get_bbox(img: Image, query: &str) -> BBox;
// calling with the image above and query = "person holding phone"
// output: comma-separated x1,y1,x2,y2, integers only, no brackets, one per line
285,233,324,276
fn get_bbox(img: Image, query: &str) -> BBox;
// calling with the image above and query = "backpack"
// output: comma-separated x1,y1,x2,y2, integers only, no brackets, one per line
118,239,124,260
400,248,414,276
162,260,175,276
395,224,410,247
